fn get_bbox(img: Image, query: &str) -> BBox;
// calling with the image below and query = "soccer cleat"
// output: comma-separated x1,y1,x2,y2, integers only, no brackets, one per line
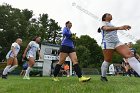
79,76,91,82
2,75,7,79
53,77,60,81
101,76,108,82
23,76,30,80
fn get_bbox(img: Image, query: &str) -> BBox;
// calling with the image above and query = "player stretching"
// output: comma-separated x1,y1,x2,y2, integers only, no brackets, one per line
2,38,22,79
22,36,41,80
98,13,140,81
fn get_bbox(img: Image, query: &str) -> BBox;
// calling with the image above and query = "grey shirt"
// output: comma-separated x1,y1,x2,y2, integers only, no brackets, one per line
100,21,120,43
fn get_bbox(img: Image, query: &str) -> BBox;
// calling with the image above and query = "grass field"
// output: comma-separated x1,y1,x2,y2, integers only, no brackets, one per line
0,75,140,93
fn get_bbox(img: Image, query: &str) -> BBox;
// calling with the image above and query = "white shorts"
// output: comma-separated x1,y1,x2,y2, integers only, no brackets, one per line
101,42,124,49
6,55,14,59
6,53,15,59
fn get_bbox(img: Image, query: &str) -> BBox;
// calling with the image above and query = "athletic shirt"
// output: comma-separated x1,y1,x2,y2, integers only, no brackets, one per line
61,27,74,48
6,42,20,58
100,21,120,43
27,41,40,58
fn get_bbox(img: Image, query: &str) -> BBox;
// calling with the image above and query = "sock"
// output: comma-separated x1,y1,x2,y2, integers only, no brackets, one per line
25,67,32,77
128,57,140,75
3,65,11,75
101,61,109,77
53,64,62,77
73,64,82,78
8,65,18,73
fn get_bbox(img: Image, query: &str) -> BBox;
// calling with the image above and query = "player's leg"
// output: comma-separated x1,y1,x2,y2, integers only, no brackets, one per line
100,42,115,81
101,49,114,81
20,70,24,76
53,53,68,81
8,57,18,73
125,64,129,76
23,57,35,80
69,52,91,82
2,57,14,79
116,44,140,76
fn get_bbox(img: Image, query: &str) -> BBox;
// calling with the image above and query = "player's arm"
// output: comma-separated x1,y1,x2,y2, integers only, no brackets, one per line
22,45,30,58
63,27,71,37
11,46,16,57
37,45,41,59
38,50,42,59
102,25,131,31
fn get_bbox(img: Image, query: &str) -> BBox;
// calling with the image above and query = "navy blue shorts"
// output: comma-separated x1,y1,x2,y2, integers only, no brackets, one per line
60,45,76,54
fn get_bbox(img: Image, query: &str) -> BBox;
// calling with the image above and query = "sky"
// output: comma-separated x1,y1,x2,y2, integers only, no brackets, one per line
0,0,140,45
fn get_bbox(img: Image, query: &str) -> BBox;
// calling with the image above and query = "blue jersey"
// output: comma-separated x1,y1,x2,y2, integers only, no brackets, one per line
61,27,74,48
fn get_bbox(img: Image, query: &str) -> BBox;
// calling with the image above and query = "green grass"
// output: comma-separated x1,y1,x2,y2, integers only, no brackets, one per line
0,75,140,93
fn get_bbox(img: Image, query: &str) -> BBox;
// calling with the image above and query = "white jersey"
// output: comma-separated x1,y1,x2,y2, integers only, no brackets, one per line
26,41,40,59
6,42,20,59
100,21,120,43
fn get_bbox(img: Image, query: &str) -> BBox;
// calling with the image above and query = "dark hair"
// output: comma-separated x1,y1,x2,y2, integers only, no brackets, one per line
98,13,110,33
102,13,110,21
33,36,39,41
97,28,101,33
65,21,71,27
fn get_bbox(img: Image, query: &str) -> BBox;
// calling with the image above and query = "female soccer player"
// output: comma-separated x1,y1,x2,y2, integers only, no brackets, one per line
53,21,91,82
2,38,22,79
22,36,41,80
98,13,140,81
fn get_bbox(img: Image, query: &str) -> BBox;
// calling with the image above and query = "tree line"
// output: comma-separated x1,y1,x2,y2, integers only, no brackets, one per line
1,4,139,69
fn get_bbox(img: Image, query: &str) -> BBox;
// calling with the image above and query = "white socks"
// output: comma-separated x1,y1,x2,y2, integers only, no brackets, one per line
3,65,18,75
8,65,18,73
3,65,11,75
25,67,32,77
101,57,140,77
128,57,140,75
101,61,109,77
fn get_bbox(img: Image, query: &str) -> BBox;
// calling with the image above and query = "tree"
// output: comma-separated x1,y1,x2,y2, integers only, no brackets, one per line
0,4,62,62
76,45,91,68
48,19,62,44
75,35,103,68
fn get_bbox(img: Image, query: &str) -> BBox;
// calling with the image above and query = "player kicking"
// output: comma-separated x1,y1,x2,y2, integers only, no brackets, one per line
53,21,91,82
98,13,140,81
2,38,22,79
22,36,41,80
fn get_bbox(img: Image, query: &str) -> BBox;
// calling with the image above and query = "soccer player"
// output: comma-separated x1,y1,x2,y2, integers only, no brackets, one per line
22,36,41,80
98,13,140,81
2,38,22,79
53,21,91,82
